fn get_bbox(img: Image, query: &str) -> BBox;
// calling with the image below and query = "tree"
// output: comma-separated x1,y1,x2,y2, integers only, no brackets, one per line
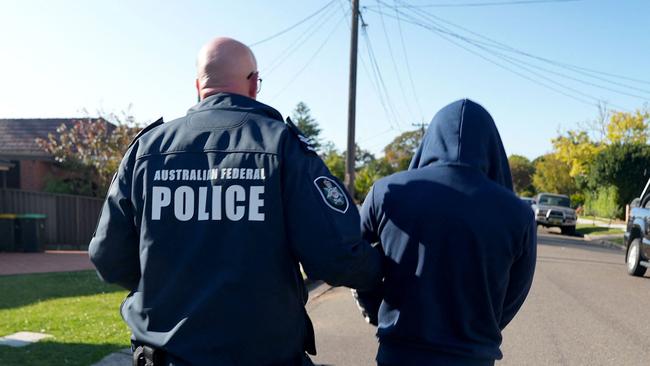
551,130,602,178
354,158,394,202
36,115,142,197
321,143,345,182
508,155,535,197
383,130,422,171
587,143,650,208
291,102,322,152
532,154,576,196
606,108,650,145
584,185,623,220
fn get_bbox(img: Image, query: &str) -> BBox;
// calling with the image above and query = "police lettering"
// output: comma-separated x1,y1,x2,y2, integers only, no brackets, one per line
153,168,265,182
152,185,265,222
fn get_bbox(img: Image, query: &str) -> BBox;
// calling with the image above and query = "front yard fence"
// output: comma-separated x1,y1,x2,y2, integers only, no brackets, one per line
0,189,104,249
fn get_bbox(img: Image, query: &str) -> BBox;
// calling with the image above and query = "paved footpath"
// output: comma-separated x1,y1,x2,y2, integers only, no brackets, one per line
0,251,93,275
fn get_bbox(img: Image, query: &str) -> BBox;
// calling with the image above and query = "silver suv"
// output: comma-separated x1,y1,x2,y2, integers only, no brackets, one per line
532,193,577,235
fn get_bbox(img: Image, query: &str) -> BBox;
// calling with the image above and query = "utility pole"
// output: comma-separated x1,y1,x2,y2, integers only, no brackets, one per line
345,0,360,196
412,121,428,138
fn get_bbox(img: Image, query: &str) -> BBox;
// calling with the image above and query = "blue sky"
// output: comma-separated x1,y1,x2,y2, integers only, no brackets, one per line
1,0,648,159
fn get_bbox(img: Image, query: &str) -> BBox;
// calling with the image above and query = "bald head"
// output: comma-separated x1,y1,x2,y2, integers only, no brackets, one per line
196,37,258,100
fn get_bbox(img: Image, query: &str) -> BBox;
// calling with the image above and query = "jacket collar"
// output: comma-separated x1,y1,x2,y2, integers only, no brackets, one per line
188,92,284,121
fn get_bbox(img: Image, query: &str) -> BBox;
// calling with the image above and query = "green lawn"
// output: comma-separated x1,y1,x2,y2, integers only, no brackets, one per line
0,271,129,366
608,237,625,247
576,224,625,237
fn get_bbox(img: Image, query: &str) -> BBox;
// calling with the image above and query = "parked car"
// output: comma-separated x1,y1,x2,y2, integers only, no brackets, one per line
624,178,650,277
531,193,577,235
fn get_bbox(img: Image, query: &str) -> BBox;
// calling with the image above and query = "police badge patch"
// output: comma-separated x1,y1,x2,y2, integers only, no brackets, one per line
313,176,349,214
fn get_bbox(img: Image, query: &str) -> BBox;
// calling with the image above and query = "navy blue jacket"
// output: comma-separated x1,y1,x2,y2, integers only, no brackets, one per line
356,99,536,365
89,93,382,365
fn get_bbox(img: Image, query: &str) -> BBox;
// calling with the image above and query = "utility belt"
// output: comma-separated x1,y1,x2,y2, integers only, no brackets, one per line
132,342,167,366
131,342,313,366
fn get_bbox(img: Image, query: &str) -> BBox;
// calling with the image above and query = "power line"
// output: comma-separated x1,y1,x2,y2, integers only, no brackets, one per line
398,5,650,101
375,0,417,124
249,1,336,47
361,16,404,130
367,6,606,107
263,4,340,75
338,0,397,135
369,3,644,110
270,9,348,100
376,0,582,8
394,0,425,123
391,0,650,87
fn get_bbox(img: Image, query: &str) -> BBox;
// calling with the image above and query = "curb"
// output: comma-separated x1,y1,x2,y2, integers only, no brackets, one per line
583,236,625,251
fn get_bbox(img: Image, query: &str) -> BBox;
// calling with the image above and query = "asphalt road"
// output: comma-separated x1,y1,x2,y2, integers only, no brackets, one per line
307,230,650,366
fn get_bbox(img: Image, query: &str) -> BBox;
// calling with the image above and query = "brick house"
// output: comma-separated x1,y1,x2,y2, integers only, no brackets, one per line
0,118,108,191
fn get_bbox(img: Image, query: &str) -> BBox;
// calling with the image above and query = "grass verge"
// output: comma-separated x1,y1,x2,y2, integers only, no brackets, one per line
0,271,129,366
576,224,625,237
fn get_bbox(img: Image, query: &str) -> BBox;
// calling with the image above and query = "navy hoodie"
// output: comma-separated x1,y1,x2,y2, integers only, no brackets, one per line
357,99,536,366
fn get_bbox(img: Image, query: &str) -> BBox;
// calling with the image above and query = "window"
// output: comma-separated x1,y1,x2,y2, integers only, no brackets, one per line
538,194,570,207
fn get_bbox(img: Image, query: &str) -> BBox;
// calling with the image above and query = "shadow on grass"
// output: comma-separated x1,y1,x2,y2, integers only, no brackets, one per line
0,271,123,310
0,341,127,366
576,226,623,236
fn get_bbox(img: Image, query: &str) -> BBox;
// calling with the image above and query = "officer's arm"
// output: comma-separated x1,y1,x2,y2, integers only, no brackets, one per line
88,146,140,291
499,214,537,329
353,186,384,326
281,131,382,291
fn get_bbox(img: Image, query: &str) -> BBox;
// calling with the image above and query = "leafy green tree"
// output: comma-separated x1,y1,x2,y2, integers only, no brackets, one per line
584,185,623,219
383,130,422,171
354,158,394,201
292,102,322,152
587,143,650,208
355,145,376,169
321,143,345,182
508,155,536,197
532,154,577,196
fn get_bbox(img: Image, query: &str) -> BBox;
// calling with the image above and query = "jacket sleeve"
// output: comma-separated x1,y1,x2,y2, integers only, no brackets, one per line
88,145,140,291
281,130,382,291
499,213,537,329
352,186,384,326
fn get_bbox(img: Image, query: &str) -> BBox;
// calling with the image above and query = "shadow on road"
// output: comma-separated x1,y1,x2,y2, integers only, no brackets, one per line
538,255,621,267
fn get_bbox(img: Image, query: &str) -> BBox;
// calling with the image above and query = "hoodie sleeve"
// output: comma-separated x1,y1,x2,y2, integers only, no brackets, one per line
353,186,385,326
88,145,141,291
281,129,382,291
499,213,537,329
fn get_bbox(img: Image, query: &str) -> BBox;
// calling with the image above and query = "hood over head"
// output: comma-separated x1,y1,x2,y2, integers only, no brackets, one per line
409,99,513,191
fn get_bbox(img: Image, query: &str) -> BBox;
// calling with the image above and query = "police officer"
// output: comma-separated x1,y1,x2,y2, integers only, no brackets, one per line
89,37,382,366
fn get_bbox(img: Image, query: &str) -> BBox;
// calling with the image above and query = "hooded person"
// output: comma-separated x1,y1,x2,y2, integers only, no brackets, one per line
354,99,537,366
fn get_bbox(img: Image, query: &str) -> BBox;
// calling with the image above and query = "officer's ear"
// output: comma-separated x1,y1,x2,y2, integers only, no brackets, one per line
195,79,201,102
248,77,257,100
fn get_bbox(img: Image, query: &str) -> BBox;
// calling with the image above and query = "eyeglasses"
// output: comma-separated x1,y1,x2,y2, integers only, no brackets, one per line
247,71,263,93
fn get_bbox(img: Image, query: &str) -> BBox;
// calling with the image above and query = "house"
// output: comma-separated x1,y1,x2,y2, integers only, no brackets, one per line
0,118,108,191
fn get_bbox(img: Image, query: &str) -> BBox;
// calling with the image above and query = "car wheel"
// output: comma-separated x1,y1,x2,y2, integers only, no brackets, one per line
627,238,647,277
561,226,576,236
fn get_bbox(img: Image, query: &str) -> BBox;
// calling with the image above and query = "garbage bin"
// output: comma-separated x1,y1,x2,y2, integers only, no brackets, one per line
15,214,47,253
0,214,17,252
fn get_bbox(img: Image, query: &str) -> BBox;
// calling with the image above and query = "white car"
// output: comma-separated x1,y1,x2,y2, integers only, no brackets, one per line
532,193,577,235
